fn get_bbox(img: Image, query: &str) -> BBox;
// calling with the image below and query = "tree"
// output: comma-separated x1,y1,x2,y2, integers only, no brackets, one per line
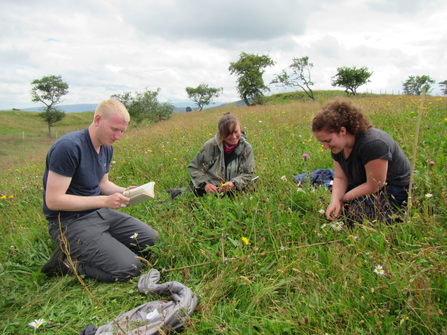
439,80,447,96
30,75,69,138
271,56,315,101
185,83,223,111
111,87,174,124
185,107,193,112
331,66,372,96
402,75,435,95
229,52,275,106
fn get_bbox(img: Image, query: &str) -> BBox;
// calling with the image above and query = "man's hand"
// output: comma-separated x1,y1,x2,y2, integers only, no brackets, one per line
106,193,130,209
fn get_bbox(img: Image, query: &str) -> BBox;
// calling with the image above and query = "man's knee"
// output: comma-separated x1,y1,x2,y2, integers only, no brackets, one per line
110,258,142,282
138,227,159,248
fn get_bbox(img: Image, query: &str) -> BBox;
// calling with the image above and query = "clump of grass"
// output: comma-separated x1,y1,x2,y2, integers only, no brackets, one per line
0,95,446,334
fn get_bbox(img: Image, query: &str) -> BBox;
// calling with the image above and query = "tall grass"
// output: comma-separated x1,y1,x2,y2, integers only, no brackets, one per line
0,111,95,169
0,94,446,334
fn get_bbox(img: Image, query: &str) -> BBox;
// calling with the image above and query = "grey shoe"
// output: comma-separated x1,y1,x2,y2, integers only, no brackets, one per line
41,246,69,276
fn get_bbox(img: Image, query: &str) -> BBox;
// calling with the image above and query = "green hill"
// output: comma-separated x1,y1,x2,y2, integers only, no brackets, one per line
0,110,94,168
0,93,446,334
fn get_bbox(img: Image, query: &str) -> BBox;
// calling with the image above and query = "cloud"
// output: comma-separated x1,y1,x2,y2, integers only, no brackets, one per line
0,0,446,109
119,0,311,43
312,36,342,60
366,0,441,14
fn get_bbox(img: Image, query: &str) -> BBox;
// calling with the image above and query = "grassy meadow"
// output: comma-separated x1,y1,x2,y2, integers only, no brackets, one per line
0,93,446,334
0,110,95,169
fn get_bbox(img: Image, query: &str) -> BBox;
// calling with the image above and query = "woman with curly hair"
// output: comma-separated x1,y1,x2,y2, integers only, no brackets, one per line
312,98,411,225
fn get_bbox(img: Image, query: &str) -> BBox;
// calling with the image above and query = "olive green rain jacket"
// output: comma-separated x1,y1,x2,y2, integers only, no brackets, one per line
188,135,255,191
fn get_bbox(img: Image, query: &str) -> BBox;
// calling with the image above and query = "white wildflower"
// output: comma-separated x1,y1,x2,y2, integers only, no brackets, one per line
318,209,325,214
281,175,287,181
425,193,433,198
28,319,45,329
331,221,344,231
131,233,139,239
374,265,385,276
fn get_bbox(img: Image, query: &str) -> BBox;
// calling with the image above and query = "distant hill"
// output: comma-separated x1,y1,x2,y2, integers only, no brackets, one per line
15,102,231,114
17,104,98,113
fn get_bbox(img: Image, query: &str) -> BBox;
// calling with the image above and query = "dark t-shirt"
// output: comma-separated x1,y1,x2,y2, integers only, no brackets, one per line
332,128,411,187
42,128,113,222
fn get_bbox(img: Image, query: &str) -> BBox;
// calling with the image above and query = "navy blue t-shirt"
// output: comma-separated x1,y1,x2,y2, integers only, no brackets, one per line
42,128,113,222
332,128,411,187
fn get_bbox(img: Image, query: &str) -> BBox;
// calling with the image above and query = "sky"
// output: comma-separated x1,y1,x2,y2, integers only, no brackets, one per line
1,0,446,110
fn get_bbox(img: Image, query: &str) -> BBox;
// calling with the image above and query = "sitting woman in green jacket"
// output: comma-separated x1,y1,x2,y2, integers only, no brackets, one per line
188,113,255,196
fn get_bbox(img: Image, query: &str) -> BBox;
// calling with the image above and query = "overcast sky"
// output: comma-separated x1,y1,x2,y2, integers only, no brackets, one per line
1,0,446,110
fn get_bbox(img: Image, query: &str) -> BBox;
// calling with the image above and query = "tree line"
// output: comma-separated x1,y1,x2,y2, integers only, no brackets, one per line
30,55,447,137
228,52,444,104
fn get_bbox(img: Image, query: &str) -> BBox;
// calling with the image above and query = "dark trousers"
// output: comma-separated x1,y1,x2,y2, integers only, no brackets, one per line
344,182,409,226
49,208,158,282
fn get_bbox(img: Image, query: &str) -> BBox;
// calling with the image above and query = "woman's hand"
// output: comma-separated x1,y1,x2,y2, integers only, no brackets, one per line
326,161,349,220
326,200,342,221
219,181,234,193
204,183,218,194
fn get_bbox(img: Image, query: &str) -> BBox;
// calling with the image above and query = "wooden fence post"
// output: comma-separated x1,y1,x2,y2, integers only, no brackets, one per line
408,87,427,214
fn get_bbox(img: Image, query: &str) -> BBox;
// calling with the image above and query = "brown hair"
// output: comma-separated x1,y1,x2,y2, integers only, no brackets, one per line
217,113,240,144
95,99,130,123
312,98,372,135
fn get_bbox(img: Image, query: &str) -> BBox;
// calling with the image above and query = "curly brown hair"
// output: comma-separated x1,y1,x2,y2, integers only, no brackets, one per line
312,98,372,135
217,113,240,144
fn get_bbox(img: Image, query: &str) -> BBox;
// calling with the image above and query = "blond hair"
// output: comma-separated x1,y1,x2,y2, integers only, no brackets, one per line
94,99,130,123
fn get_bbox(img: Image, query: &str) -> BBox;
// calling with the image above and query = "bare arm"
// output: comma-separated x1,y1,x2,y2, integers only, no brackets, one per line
45,171,130,211
326,160,349,220
341,158,388,203
326,159,388,220
99,173,126,195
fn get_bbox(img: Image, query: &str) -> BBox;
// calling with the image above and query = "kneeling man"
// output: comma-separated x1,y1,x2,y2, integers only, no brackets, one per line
41,99,158,282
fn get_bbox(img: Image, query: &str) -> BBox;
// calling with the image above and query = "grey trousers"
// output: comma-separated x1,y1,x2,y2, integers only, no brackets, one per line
48,208,158,282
